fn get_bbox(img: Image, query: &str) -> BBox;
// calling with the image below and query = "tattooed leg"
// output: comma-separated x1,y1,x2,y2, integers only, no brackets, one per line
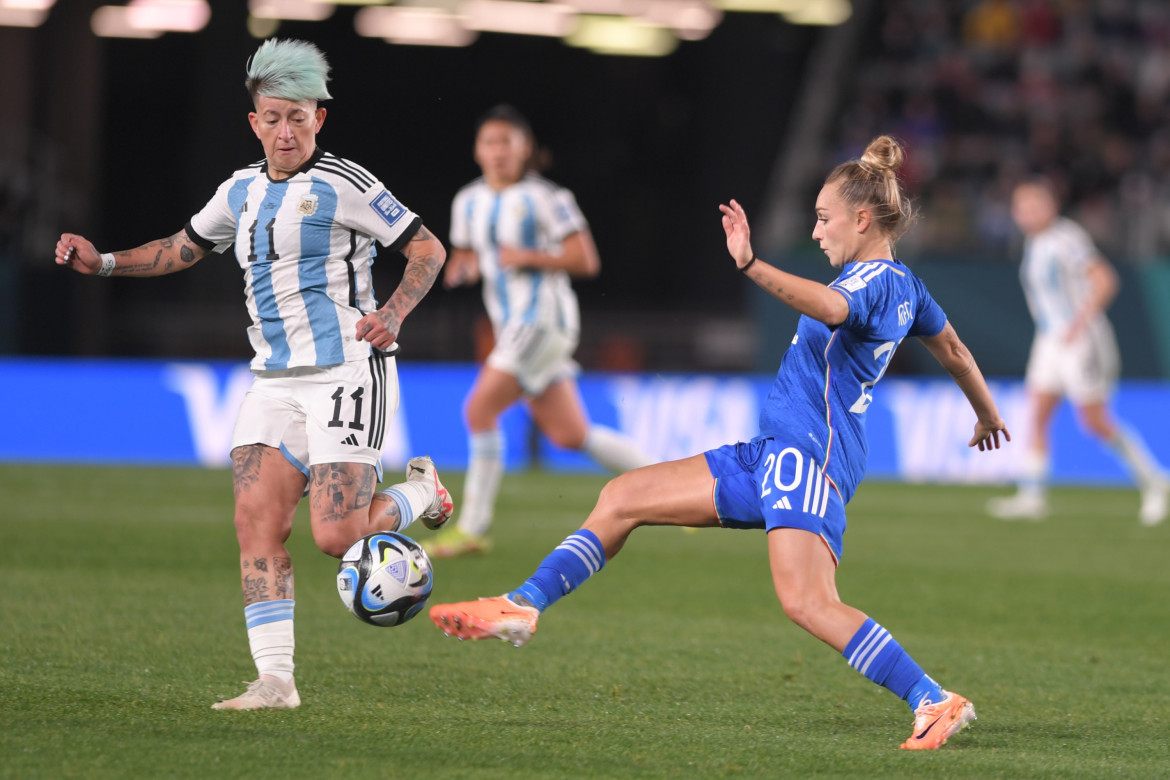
307,461,382,557
230,444,303,605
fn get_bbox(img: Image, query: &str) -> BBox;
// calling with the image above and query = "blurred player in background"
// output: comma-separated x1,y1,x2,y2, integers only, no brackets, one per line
428,105,650,559
431,136,1009,750
986,178,1168,526
54,39,453,710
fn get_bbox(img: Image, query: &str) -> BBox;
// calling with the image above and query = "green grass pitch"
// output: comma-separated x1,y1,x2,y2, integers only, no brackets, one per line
1,464,1167,778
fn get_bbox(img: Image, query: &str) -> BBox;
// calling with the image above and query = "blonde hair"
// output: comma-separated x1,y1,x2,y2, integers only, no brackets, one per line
245,39,332,103
825,135,916,245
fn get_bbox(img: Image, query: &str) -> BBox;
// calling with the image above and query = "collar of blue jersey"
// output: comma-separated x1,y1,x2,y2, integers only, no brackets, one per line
262,147,326,182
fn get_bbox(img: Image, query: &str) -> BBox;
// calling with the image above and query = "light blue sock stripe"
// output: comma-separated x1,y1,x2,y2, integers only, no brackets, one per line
385,487,414,531
244,599,295,629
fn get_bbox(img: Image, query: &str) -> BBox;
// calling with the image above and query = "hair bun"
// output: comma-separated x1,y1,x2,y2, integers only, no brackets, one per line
859,135,904,176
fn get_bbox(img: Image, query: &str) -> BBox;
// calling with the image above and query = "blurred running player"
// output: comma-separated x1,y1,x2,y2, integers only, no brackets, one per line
986,178,1168,525
427,105,650,559
54,39,453,710
430,136,1008,750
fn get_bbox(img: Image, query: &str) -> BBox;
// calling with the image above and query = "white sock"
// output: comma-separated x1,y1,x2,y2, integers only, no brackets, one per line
456,430,504,537
245,600,295,682
1019,449,1049,501
582,425,652,473
1109,426,1164,489
379,481,434,533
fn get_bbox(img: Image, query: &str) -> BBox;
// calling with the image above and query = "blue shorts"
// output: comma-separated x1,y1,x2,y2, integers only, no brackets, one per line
704,435,846,564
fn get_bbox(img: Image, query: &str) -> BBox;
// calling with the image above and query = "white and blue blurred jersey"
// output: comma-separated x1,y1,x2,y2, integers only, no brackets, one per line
1020,217,1102,335
186,148,421,372
758,259,947,503
449,172,588,333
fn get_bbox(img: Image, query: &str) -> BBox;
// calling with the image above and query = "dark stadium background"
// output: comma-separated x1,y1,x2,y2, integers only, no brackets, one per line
3,1,1169,378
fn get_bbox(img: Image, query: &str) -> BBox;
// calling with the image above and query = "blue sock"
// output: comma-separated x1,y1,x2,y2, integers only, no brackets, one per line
842,618,945,710
509,530,606,612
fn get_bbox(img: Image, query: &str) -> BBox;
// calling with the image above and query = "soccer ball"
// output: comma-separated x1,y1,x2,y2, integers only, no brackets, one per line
336,532,433,627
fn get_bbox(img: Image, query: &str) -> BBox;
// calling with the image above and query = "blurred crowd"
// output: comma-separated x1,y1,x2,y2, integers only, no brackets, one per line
831,0,1170,263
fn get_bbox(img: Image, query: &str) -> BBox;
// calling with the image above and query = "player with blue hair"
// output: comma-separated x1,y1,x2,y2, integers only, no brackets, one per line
55,39,454,710
431,136,1011,750
245,38,333,102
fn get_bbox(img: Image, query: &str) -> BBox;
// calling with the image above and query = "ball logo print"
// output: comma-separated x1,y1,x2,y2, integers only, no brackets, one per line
337,532,433,626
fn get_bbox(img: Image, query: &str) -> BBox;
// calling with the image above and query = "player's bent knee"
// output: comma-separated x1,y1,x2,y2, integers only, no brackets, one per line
550,429,586,450
775,591,821,633
591,475,641,528
310,520,366,558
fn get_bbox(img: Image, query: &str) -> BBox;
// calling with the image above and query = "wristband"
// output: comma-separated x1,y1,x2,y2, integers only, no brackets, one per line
740,256,758,273
98,253,116,277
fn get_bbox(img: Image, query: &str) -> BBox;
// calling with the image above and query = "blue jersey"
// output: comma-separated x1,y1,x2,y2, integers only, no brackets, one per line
758,259,947,503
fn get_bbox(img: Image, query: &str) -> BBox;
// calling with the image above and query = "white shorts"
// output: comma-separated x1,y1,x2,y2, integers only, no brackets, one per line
232,353,399,478
486,322,579,396
1024,319,1119,404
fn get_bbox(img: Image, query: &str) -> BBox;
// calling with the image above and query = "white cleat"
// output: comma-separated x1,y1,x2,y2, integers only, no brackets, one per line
211,675,300,710
407,455,454,530
987,493,1048,521
1139,479,1168,527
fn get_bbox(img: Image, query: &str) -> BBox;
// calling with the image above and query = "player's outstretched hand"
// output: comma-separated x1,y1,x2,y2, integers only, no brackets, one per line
356,308,401,351
969,418,1011,452
55,234,101,275
719,199,755,270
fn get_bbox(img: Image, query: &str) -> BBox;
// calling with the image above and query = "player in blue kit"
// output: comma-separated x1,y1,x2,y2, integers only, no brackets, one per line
430,136,1010,750
54,39,453,710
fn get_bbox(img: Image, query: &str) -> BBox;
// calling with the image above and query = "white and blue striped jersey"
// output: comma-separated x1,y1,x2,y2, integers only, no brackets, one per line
758,259,947,502
450,172,588,333
1020,217,1101,334
186,148,422,372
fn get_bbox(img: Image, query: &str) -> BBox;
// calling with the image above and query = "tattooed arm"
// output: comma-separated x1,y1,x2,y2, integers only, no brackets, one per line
356,223,447,350
54,229,208,277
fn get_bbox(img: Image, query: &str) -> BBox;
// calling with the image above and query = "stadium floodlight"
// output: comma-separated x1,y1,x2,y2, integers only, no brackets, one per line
781,0,848,25
565,14,677,56
0,0,54,10
562,0,650,14
354,5,478,47
91,5,165,37
459,0,576,38
639,0,721,41
249,0,336,21
123,0,210,32
0,9,46,27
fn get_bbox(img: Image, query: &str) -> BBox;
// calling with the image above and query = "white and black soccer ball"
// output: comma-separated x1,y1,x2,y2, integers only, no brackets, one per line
336,532,433,627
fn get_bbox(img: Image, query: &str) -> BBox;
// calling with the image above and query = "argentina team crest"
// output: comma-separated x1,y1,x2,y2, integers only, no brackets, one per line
297,194,319,216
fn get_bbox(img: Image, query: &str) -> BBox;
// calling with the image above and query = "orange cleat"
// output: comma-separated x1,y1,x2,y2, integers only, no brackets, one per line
430,595,539,647
900,691,976,750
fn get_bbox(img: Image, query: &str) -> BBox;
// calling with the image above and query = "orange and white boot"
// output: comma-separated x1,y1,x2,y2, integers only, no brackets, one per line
900,690,976,750
430,595,539,647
